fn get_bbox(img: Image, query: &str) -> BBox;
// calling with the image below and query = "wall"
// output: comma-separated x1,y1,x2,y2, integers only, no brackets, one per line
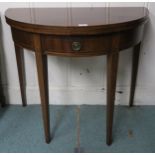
0,2,155,105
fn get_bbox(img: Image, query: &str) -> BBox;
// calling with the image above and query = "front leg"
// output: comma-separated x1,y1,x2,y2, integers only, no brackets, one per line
34,34,51,143
106,52,119,145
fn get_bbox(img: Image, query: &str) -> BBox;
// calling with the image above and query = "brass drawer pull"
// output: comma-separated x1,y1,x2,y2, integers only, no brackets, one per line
72,41,81,51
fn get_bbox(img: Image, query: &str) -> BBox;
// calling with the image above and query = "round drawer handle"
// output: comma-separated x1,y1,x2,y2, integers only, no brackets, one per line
72,41,81,51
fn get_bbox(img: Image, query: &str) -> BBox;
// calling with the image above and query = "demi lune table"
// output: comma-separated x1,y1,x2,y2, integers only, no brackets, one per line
5,7,148,145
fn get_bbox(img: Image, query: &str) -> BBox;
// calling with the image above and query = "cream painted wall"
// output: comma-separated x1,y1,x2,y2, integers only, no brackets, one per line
0,2,154,105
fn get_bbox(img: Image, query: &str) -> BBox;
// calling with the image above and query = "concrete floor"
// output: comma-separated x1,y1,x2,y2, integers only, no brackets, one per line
0,105,155,153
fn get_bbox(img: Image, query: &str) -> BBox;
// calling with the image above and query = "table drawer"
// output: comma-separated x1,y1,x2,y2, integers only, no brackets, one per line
41,35,111,56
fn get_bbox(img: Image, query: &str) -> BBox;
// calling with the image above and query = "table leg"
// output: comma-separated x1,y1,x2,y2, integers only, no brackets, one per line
0,72,6,107
14,44,27,106
0,85,6,107
129,43,141,107
34,34,51,143
106,52,119,145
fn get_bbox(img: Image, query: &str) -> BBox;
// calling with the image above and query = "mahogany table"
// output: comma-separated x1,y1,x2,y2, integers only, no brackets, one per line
5,7,148,145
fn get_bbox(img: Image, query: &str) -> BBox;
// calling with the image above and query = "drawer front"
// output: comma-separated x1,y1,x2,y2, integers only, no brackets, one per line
41,35,111,56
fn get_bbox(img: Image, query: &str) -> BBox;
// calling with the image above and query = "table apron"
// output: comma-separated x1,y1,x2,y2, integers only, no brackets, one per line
11,25,144,56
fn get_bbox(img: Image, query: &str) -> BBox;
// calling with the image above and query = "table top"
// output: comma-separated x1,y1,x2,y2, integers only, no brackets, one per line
5,7,149,35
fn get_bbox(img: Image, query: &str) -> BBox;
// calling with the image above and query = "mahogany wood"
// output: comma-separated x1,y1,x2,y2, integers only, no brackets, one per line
5,7,148,145
107,51,119,145
14,44,27,106
0,74,5,107
129,43,141,107
34,34,51,143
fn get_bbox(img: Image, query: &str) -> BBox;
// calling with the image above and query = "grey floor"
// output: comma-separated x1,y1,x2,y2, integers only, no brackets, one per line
0,105,155,153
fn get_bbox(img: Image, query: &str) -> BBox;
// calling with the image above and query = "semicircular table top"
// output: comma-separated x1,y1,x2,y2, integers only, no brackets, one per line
5,7,149,35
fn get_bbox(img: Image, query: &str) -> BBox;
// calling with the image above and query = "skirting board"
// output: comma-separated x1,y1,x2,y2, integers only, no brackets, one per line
1,85,155,105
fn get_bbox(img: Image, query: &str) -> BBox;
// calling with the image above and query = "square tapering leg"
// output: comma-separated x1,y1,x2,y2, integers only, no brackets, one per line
106,52,119,145
14,44,27,107
34,34,51,143
129,43,141,107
